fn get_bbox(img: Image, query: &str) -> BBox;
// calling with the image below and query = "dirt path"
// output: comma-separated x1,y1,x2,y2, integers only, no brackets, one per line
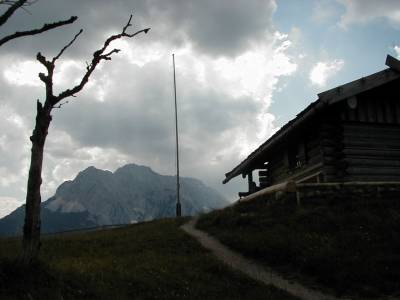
181,217,348,300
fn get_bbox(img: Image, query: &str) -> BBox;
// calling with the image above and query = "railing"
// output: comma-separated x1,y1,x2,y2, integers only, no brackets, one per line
236,180,400,205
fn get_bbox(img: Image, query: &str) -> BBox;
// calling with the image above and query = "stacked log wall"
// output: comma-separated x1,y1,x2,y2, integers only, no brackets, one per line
320,113,346,182
342,122,400,181
338,80,400,181
267,148,287,185
267,129,323,185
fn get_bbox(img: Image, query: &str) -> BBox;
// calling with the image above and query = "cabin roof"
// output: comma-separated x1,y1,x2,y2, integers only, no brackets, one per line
223,55,400,184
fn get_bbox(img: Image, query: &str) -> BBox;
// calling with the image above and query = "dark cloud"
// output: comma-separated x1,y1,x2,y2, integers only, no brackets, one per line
0,0,296,204
0,0,276,59
50,56,261,172
148,0,276,56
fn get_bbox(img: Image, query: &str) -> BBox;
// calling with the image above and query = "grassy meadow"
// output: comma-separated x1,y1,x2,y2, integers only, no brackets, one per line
0,218,297,300
197,195,400,299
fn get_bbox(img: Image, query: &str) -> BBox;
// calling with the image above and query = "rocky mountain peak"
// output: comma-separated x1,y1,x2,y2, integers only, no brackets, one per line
0,163,228,236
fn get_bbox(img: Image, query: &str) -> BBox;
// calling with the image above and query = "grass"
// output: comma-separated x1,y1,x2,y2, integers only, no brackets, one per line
197,195,400,299
0,218,297,299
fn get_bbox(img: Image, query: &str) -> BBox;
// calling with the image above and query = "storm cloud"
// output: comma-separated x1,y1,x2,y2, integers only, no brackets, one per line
0,0,297,206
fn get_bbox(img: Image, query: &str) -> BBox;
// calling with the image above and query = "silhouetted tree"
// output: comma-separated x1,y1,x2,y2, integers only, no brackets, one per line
22,15,150,264
0,0,77,47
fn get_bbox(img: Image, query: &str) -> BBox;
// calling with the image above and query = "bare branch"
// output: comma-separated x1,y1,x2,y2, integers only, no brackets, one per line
36,51,47,66
92,14,150,61
52,29,83,63
124,27,150,38
0,0,26,27
52,100,69,109
0,15,78,47
100,48,120,60
54,14,150,103
0,0,36,6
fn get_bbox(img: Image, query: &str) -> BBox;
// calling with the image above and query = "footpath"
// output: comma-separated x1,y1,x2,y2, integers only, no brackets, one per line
181,217,347,300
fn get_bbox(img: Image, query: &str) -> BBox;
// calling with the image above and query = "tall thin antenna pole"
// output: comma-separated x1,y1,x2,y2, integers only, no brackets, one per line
173,54,181,217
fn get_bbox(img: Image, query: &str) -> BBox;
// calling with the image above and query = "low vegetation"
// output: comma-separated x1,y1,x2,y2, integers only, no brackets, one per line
0,218,296,299
197,194,400,299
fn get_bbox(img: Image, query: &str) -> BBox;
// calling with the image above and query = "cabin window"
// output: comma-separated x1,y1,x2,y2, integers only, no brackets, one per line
288,142,307,169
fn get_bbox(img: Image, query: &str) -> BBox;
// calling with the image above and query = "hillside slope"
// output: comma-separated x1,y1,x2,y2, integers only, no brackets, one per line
198,195,400,299
0,218,297,300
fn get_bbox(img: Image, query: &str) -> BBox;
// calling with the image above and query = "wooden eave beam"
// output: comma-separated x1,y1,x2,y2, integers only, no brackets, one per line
386,54,400,72
318,67,400,106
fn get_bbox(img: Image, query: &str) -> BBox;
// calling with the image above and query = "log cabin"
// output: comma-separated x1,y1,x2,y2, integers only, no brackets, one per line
223,55,400,198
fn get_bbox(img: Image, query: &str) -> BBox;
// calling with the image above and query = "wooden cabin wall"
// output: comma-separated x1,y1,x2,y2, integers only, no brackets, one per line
266,127,323,185
266,146,287,185
342,122,400,181
338,80,400,182
319,112,346,182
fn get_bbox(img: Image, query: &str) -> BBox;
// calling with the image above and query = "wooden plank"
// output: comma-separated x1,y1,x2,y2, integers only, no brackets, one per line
347,166,400,176
296,171,322,183
343,134,400,143
306,139,320,150
323,165,337,174
320,139,341,147
343,140,400,150
268,162,285,175
238,181,297,203
348,107,357,121
385,101,394,124
345,157,400,167
343,132,400,141
395,101,400,124
307,155,323,166
323,156,339,164
298,181,400,188
357,103,367,122
344,174,400,182
344,154,400,161
376,99,385,123
321,147,338,156
308,147,322,158
288,162,323,179
324,174,338,182
343,122,400,130
343,124,400,136
343,148,400,157
367,99,377,122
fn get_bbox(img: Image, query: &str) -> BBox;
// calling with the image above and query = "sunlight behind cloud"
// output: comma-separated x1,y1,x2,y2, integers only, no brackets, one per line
309,59,344,86
213,32,297,104
394,45,400,59
3,60,44,87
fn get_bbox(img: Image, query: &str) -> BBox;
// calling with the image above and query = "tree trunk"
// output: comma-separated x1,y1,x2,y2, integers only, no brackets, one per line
22,101,52,265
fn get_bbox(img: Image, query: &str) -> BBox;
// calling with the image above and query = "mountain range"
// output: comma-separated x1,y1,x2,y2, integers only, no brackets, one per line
0,164,228,236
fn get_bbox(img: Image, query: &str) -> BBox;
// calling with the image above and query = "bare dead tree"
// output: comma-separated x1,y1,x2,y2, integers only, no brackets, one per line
22,14,150,264
0,0,77,47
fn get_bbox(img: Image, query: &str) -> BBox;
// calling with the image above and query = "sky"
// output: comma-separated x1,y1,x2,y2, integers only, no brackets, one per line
1,0,400,217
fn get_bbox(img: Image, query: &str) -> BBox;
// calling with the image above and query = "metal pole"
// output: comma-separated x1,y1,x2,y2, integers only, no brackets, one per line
173,54,181,217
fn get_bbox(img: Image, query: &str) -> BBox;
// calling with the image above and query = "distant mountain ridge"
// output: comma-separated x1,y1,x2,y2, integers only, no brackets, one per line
0,164,228,236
